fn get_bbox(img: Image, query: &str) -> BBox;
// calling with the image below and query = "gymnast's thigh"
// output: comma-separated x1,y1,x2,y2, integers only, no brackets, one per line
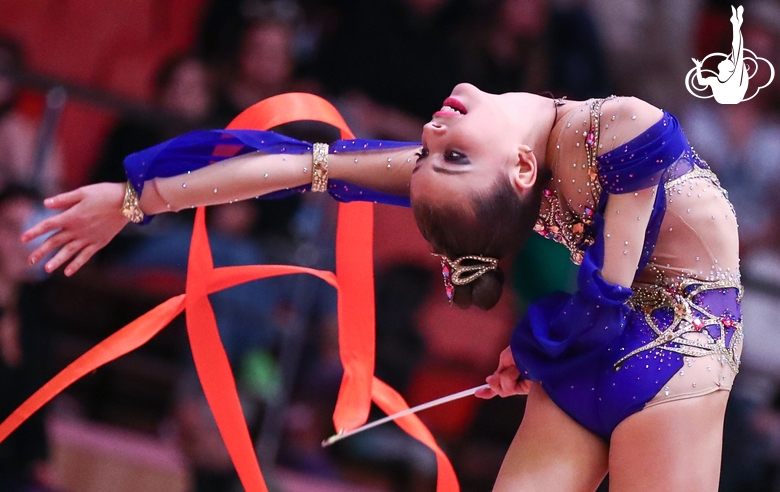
608,389,729,492
493,383,609,492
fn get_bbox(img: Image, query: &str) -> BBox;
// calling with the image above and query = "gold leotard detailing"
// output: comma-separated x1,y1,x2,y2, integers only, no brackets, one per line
534,96,615,264
663,151,739,220
616,277,743,375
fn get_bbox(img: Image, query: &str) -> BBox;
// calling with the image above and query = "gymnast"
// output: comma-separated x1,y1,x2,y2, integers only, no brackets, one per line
21,83,741,491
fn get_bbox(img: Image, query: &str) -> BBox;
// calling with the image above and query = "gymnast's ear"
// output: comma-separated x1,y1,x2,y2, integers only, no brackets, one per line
511,144,537,192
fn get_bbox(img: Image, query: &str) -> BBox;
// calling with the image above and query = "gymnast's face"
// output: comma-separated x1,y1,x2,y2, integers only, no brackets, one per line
410,83,534,208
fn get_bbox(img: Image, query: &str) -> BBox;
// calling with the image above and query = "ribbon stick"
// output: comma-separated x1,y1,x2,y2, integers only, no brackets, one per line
323,384,489,447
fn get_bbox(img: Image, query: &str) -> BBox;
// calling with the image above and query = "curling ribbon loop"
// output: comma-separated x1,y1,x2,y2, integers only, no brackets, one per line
0,93,460,492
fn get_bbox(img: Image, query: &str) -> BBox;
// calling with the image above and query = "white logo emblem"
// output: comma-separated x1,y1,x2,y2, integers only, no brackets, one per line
685,5,774,104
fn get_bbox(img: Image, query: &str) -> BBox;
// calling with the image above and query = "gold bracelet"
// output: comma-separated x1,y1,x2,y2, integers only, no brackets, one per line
311,143,329,192
120,181,145,223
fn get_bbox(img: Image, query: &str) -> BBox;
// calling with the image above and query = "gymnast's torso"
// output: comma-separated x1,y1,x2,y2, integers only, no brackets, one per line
512,96,742,438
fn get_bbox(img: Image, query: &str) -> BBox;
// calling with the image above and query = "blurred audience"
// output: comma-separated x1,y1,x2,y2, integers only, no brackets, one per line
92,54,215,184
0,38,63,196
0,185,58,492
374,265,429,393
682,99,780,257
213,16,319,125
312,264,436,492
172,374,241,492
462,0,610,99
317,0,464,119
590,0,698,110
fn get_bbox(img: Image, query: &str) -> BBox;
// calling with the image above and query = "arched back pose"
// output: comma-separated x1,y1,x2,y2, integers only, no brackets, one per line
21,83,741,491
692,5,748,104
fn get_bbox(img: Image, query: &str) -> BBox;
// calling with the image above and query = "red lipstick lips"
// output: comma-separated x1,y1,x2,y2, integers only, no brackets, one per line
434,97,467,118
442,97,467,114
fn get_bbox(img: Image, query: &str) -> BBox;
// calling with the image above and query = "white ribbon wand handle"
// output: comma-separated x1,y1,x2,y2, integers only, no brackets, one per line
321,383,490,447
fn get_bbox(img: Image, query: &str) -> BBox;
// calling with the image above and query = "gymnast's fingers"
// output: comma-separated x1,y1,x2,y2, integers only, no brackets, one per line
27,230,72,266
516,379,533,395
485,373,503,396
493,346,511,371
475,385,497,399
485,367,518,398
20,213,64,244
64,244,99,277
484,371,531,398
44,239,85,273
498,365,522,395
43,188,83,209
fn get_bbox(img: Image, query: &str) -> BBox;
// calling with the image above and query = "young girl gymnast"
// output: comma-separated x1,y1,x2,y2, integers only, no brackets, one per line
20,81,741,491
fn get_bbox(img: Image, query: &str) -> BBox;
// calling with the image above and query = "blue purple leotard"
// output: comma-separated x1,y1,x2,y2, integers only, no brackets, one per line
124,99,742,441
513,100,742,439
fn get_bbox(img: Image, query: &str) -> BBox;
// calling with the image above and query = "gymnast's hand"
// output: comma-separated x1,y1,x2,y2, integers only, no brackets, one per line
475,346,532,399
20,183,129,276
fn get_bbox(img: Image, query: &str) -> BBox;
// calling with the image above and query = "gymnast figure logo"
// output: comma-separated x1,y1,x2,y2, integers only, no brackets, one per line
685,5,774,104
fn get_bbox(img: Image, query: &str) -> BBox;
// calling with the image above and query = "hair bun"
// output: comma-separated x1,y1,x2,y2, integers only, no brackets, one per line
452,267,504,310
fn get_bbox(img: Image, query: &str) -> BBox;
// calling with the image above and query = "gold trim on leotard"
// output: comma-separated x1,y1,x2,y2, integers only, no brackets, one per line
616,277,743,375
534,96,615,264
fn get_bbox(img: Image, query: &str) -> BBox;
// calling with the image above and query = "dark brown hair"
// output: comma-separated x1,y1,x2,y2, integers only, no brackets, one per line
413,169,550,310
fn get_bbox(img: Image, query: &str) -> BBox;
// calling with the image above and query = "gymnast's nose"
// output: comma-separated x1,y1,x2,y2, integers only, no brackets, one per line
425,120,446,134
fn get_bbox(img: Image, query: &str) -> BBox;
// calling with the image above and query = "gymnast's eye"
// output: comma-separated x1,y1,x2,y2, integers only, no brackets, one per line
415,148,429,161
444,150,470,165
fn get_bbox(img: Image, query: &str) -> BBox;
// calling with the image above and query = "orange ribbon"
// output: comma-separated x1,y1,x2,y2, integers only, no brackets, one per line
0,93,460,492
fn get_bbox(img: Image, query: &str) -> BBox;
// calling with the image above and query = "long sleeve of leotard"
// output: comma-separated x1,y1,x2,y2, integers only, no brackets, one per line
123,129,420,218
511,213,634,381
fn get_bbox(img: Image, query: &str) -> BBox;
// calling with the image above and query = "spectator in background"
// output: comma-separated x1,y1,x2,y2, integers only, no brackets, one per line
0,185,57,492
92,54,215,184
198,0,304,66
316,0,465,133
684,99,780,255
682,5,780,259
460,0,610,100
0,38,63,196
309,264,436,491
213,17,319,125
373,264,429,394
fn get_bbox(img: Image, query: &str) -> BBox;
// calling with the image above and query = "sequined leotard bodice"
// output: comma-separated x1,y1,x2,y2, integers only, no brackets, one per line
512,96,742,438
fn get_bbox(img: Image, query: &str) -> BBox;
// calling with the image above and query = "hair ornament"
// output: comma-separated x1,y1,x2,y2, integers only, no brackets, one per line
433,254,499,303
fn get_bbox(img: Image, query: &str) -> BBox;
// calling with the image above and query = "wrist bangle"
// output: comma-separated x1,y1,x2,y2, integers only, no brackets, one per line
311,143,329,192
121,181,145,223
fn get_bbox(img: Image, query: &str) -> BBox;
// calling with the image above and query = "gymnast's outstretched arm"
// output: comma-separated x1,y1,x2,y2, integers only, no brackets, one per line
21,132,421,275
139,143,420,214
